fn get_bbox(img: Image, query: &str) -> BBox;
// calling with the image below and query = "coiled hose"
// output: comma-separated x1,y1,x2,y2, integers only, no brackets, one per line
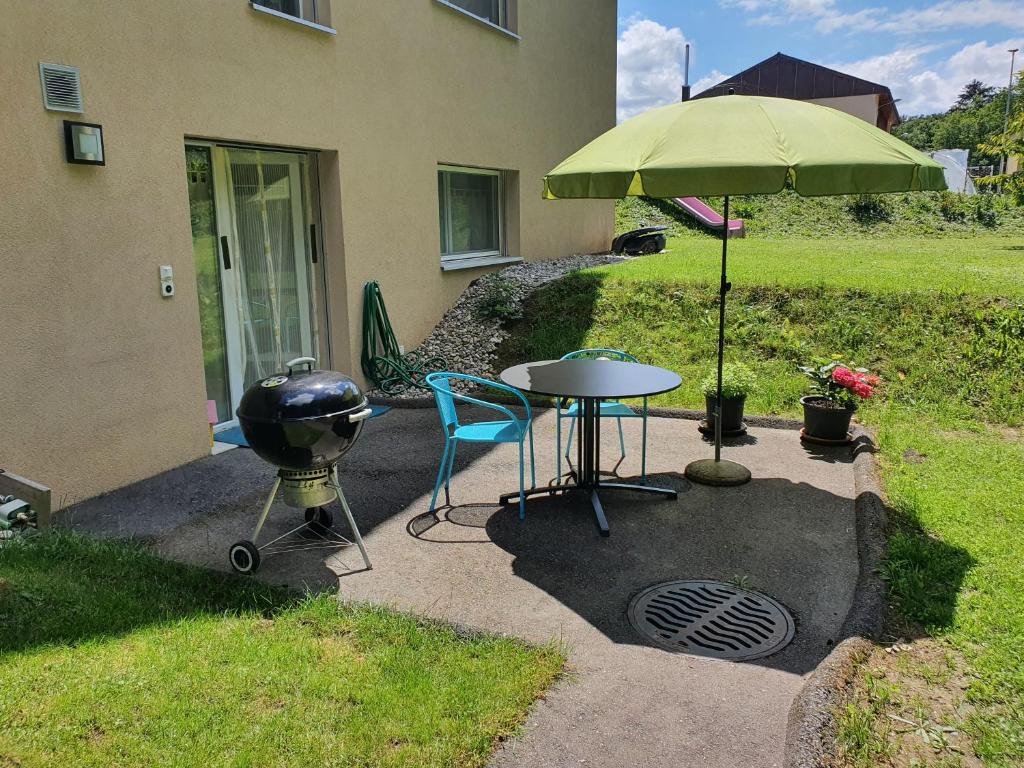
361,281,446,395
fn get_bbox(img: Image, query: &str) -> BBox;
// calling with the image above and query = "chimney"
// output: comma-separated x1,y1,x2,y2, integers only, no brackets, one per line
681,43,691,101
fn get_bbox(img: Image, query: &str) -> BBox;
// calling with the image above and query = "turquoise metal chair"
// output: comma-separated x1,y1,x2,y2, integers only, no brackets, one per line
557,349,649,483
426,372,536,519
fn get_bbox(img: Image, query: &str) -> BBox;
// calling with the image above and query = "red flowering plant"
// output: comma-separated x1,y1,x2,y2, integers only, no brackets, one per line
798,358,880,409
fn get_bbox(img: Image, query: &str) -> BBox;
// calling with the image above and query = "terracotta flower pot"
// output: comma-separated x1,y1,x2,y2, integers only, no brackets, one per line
705,394,746,433
800,396,854,441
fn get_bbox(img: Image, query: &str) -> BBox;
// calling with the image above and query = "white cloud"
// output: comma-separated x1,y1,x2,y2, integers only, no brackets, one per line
691,68,729,96
721,0,1024,35
878,0,1024,32
830,38,1024,114
616,18,690,122
722,0,868,32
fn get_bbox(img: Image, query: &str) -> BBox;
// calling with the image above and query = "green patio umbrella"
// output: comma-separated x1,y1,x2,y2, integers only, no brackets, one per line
543,94,946,486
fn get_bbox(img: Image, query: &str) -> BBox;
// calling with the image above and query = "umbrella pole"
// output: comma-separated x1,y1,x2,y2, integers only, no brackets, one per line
715,195,729,463
684,195,751,487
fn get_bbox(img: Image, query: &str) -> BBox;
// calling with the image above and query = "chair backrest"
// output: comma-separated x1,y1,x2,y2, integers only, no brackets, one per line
561,348,639,363
425,373,459,431
425,371,531,436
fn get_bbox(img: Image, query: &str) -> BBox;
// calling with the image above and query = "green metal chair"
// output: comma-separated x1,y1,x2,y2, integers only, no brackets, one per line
426,372,536,519
557,348,649,483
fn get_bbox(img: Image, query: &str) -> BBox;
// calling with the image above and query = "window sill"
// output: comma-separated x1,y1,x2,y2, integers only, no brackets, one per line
441,254,522,272
250,2,337,35
434,0,521,40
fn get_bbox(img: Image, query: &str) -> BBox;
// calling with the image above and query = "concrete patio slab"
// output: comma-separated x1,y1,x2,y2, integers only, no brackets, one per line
62,407,857,768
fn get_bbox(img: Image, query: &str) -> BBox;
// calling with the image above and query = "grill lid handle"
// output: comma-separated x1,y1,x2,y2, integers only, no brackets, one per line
347,407,374,423
286,357,317,375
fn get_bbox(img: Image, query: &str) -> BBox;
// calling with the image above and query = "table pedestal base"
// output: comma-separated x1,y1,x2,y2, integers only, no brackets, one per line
498,396,677,536
498,482,677,536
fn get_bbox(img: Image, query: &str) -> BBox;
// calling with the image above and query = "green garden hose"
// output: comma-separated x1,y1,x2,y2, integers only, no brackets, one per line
361,281,446,395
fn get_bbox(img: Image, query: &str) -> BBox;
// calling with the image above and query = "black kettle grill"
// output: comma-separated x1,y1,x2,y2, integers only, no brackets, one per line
228,357,373,575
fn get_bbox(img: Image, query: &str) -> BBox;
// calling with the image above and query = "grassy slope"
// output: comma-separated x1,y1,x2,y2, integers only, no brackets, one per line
497,230,1024,765
0,534,563,768
502,237,1024,425
616,191,1024,240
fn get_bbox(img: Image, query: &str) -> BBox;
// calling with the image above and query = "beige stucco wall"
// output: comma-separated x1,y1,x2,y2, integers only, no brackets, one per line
0,0,616,507
807,94,881,127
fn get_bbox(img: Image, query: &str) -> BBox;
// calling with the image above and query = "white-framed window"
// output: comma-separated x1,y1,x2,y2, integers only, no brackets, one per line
435,0,518,38
438,165,504,265
250,0,335,34
446,0,506,27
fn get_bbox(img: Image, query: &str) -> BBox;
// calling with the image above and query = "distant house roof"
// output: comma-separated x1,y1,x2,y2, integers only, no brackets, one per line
692,52,900,129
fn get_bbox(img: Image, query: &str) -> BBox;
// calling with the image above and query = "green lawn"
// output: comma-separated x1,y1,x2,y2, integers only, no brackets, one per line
0,534,563,768
497,233,1024,765
610,236,1024,298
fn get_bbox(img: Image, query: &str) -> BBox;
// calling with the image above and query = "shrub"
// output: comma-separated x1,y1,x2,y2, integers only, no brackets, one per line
971,194,998,227
937,191,967,222
847,195,892,224
476,277,522,321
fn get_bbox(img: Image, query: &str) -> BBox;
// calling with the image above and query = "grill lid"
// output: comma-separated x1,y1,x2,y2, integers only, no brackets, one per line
237,358,366,423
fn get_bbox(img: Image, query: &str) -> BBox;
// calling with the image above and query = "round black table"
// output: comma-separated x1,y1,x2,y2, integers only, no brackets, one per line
499,359,682,536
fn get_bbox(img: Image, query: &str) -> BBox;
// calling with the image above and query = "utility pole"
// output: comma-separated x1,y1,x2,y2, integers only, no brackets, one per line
999,48,1018,177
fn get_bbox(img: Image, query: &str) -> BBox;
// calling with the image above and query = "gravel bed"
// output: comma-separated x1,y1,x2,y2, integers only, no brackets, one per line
372,254,624,398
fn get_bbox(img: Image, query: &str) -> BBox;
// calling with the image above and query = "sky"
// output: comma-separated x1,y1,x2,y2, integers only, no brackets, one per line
617,0,1023,122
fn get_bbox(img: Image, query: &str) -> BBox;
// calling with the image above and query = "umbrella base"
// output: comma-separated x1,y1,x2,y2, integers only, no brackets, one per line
684,458,752,487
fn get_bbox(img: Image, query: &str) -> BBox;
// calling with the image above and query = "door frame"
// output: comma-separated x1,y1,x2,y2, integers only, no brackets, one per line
185,139,329,431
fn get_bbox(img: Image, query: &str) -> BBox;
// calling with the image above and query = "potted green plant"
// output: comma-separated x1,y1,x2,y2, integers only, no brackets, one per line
700,363,755,435
798,359,879,441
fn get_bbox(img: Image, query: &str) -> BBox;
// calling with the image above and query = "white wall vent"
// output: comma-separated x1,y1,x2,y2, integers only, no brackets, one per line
39,63,83,113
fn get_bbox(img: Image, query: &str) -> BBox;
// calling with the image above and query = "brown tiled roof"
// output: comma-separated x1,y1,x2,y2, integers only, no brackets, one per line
692,52,900,127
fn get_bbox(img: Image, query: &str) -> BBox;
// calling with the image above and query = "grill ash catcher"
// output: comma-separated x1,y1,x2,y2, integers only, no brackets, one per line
228,357,373,575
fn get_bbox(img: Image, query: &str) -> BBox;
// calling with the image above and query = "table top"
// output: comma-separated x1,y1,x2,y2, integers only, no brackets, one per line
500,359,682,400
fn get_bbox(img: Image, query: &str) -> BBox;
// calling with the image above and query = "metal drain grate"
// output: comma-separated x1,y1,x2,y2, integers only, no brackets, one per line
627,580,795,660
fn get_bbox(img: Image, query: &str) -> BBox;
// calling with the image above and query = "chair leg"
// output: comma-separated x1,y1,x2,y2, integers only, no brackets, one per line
429,440,451,513
565,416,575,459
556,412,562,482
617,416,626,459
444,439,458,503
641,414,648,483
518,442,526,520
528,423,536,488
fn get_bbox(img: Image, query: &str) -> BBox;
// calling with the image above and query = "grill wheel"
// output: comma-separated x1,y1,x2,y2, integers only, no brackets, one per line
229,540,260,575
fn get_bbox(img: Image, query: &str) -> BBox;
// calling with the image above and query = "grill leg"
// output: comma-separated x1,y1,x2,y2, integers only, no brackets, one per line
252,477,282,544
330,467,371,571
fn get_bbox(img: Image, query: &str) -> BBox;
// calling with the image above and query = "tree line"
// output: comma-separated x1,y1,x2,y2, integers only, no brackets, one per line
893,76,1024,169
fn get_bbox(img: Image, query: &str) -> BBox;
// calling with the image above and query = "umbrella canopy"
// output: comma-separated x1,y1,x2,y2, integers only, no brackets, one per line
543,95,946,200
542,94,946,486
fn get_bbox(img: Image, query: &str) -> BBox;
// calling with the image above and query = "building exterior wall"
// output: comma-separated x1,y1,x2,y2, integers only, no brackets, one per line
806,94,884,128
0,0,616,507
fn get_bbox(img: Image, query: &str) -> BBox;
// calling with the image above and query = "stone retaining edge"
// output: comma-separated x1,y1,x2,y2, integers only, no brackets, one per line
783,427,889,768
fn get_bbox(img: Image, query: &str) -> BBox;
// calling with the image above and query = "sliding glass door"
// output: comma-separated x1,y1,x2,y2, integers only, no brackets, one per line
187,144,320,427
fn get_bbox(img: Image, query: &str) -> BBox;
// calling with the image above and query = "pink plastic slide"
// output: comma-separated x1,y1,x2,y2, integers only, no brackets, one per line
670,197,745,237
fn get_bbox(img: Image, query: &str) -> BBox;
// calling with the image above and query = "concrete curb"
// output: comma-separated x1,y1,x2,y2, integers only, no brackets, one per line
783,426,889,768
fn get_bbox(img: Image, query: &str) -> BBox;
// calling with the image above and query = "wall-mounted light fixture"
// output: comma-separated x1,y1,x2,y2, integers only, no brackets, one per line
63,120,104,165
